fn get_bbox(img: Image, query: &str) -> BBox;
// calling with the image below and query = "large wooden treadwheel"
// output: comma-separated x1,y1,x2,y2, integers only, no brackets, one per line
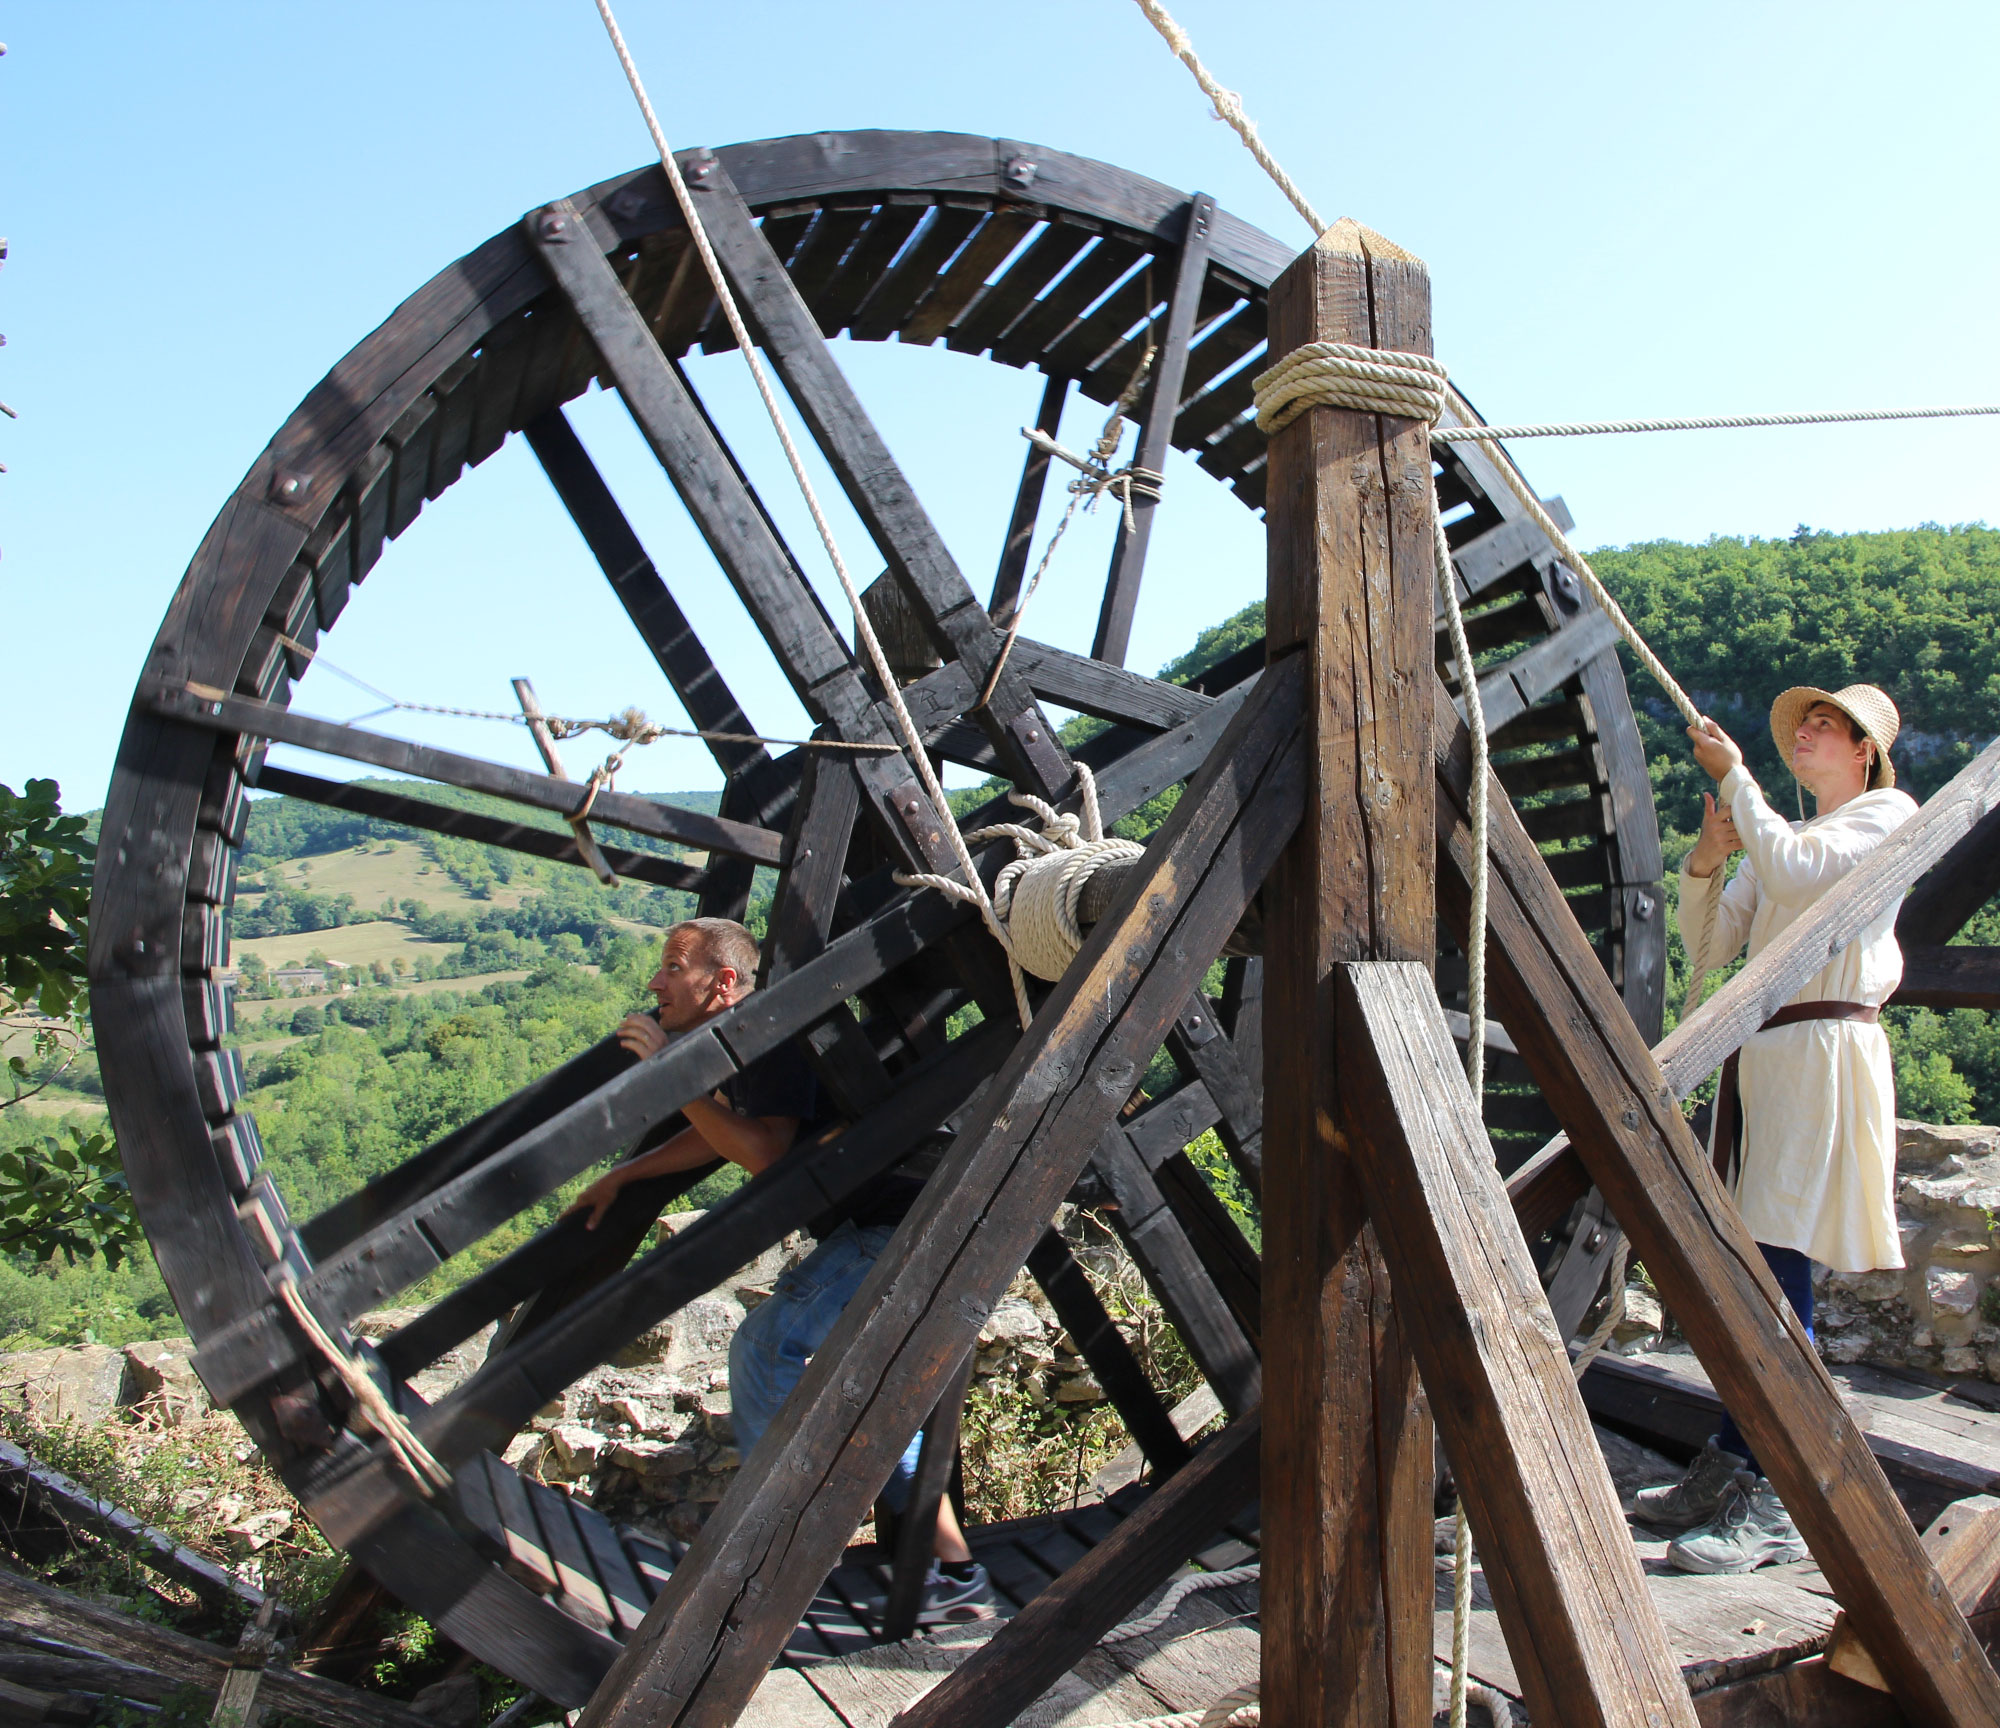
90,132,1663,1701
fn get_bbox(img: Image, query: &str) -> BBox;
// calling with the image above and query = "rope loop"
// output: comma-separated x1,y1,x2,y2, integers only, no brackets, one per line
1253,342,1450,435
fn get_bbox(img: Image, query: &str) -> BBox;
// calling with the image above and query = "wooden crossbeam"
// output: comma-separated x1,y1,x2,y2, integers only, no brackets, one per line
576,655,1305,1728
1898,800,2000,946
1259,218,1435,1728
1092,194,1215,666
251,766,709,894
1432,691,2000,1727
1828,1495,2000,1690
147,682,784,863
1337,962,1694,1728
524,407,770,786
888,1411,1262,1728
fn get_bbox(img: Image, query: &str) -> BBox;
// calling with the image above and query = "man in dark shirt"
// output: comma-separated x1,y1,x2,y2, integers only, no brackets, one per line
567,918,992,1622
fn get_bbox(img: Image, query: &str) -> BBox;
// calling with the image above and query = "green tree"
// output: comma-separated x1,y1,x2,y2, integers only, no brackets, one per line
0,779,138,1267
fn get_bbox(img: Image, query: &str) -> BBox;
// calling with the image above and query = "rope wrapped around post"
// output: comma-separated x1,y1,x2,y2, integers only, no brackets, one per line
895,763,1142,1006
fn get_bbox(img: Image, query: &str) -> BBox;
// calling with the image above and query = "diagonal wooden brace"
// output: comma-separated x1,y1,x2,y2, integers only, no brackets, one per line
576,655,1307,1728
1337,962,1695,1728
1432,686,2000,1728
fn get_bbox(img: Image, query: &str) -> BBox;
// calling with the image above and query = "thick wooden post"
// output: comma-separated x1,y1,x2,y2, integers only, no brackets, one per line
1261,219,1436,1728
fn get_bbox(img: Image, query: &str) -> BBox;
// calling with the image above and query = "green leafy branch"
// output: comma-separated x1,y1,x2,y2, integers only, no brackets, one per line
0,1125,140,1267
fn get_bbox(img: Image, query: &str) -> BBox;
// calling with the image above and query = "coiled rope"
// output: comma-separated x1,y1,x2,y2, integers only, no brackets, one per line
896,763,1143,986
593,0,1040,1027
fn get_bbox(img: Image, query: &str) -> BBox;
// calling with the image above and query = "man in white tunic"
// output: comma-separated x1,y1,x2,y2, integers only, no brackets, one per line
1630,683,1915,1573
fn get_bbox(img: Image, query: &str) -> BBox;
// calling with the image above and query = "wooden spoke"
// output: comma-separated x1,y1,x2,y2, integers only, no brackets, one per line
1090,1129,1260,1413
878,1347,978,1644
1894,944,2000,1010
1899,800,2000,945
523,408,770,788
251,765,709,893
990,373,1067,621
684,162,1074,802
1092,195,1215,667
148,682,784,864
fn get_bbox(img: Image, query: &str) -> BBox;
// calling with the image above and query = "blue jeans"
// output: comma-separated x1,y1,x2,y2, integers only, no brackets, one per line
1714,1243,1815,1476
728,1221,925,1509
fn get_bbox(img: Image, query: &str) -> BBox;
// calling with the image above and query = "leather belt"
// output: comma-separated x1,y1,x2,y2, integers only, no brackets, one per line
1712,1000,1881,1185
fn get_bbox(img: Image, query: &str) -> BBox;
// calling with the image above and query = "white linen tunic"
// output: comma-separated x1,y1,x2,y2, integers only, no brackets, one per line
1676,765,1918,1272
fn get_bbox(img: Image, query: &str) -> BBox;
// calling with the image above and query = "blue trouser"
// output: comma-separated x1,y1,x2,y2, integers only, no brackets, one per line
728,1221,925,1510
1714,1243,1816,1476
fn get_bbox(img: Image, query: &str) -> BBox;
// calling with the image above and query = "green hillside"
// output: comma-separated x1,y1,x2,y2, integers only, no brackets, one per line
8,524,2000,1348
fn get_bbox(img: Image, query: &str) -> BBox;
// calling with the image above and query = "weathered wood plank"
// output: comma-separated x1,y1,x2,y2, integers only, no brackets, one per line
578,656,1304,1728
1260,218,1436,1728
146,682,784,864
879,1347,978,1644
1092,195,1215,667
888,1413,1261,1728
1337,961,1695,1727
1432,685,2000,1726
1898,803,2000,946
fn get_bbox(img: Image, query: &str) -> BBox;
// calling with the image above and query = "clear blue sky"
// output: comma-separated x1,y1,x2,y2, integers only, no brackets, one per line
5,1,1997,810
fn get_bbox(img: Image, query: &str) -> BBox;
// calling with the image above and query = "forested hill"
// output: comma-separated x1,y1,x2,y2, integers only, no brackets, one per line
1595,524,2000,824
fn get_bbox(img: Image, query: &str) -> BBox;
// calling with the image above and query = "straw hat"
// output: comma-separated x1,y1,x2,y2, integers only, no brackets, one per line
1768,684,1900,790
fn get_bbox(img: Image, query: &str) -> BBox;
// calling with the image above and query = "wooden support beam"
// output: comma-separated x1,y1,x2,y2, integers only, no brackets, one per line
887,1412,1261,1728
1165,994,1263,1192
1091,195,1215,667
250,766,708,895
1026,1230,1192,1476
1154,1151,1262,1350
991,374,1067,622
147,681,784,864
1092,1128,1261,1414
1260,217,1437,1728
1431,689,2000,1727
576,655,1304,1728
1828,1494,2000,1690
1337,962,1695,1728
1891,944,2000,1011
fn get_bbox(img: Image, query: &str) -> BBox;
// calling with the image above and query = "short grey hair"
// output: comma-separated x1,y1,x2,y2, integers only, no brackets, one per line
674,917,760,986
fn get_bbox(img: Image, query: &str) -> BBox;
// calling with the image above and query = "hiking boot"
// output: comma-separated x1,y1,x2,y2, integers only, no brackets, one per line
1666,1477,1808,1574
920,1560,998,1625
1628,1440,1749,1530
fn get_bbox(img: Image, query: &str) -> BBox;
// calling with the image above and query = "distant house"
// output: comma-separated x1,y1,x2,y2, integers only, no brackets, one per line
270,967,329,992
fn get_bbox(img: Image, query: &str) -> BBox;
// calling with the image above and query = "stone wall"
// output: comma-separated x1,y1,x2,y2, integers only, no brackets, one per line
1816,1119,2000,1378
